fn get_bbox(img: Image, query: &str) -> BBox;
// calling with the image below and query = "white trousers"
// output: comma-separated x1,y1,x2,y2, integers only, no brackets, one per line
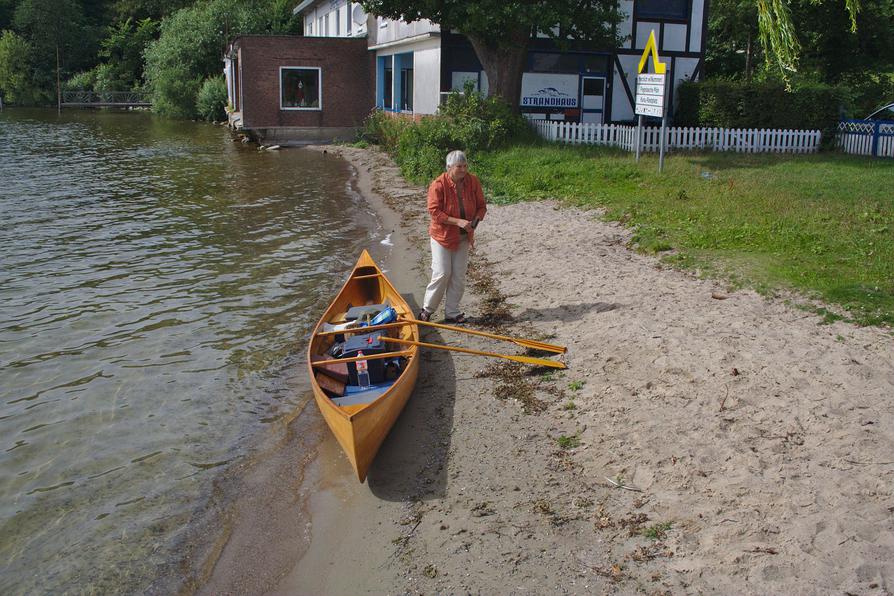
423,237,470,319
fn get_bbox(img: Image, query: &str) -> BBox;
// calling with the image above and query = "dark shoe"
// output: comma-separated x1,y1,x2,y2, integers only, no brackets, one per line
418,309,432,322
445,313,467,324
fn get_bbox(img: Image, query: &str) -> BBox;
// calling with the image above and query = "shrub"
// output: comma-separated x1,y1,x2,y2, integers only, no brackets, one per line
145,0,299,119
0,30,43,104
362,82,532,182
196,75,227,121
64,68,98,92
675,79,846,136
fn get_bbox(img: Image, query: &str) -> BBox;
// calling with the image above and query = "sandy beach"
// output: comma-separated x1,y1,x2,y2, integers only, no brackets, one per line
199,145,894,595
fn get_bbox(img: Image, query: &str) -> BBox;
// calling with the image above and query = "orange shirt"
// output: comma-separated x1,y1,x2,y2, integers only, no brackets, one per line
427,172,487,250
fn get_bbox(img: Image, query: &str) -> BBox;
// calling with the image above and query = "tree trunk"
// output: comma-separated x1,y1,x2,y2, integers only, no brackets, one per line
466,27,531,113
745,32,752,82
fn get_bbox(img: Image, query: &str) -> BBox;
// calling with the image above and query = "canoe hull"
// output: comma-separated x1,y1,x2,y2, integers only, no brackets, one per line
307,250,419,482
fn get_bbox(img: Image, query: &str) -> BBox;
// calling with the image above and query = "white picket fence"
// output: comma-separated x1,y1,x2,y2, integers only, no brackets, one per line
532,120,823,154
837,120,894,158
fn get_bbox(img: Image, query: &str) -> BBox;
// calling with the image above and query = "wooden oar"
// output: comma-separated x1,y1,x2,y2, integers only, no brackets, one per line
311,349,414,367
400,318,566,354
379,337,566,369
315,319,566,354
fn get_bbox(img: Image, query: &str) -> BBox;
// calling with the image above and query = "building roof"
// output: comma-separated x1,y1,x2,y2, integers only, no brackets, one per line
293,0,315,15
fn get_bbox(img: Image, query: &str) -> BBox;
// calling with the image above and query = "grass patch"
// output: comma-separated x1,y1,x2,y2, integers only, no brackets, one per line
475,144,894,327
642,521,674,540
557,434,580,449
563,400,577,411
568,380,585,392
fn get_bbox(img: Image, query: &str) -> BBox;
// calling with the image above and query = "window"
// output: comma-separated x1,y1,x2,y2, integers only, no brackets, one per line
280,67,321,110
530,53,579,73
401,68,413,111
318,17,324,36
637,0,688,20
583,55,609,73
383,67,393,108
336,8,341,36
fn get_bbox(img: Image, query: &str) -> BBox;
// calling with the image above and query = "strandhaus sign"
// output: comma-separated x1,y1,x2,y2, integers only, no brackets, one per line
520,73,579,108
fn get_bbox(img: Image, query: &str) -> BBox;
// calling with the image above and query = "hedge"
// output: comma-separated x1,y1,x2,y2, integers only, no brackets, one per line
675,80,846,134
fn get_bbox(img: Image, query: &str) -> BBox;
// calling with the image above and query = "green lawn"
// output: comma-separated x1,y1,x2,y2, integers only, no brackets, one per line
474,144,894,327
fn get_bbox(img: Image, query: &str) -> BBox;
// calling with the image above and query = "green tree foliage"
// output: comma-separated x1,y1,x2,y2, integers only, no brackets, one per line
360,0,621,111
706,0,761,79
144,0,300,118
0,29,42,103
196,74,227,121
98,17,157,90
111,0,191,21
14,0,98,76
0,0,16,30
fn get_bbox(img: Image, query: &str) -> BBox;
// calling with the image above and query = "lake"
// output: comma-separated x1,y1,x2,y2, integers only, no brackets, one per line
0,108,381,593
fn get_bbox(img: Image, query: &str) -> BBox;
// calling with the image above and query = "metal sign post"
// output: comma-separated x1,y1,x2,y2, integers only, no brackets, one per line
635,115,642,162
634,30,668,172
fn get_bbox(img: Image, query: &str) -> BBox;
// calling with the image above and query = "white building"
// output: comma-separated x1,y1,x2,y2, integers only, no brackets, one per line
292,0,707,124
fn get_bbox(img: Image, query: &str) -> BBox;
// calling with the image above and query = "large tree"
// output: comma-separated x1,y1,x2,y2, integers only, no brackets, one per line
360,0,622,111
755,0,861,75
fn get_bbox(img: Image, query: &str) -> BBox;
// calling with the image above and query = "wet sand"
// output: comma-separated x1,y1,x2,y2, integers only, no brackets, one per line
197,146,894,595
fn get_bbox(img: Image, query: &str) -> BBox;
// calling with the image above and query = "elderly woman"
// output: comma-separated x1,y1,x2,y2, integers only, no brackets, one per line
418,150,487,324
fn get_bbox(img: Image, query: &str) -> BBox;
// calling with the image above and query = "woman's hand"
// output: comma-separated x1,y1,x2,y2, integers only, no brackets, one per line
448,217,473,232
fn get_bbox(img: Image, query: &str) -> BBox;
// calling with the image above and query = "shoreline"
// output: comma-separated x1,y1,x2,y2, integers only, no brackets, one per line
195,145,894,594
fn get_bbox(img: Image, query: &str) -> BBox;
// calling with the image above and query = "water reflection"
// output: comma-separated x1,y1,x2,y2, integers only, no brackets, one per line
0,109,377,593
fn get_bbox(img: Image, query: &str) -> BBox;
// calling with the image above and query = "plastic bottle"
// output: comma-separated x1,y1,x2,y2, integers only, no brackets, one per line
356,351,370,389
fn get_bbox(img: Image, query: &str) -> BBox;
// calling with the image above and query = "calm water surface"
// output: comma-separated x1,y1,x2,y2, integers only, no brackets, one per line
0,109,380,592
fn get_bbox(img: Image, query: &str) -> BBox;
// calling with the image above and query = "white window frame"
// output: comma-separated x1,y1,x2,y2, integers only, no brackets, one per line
279,66,323,111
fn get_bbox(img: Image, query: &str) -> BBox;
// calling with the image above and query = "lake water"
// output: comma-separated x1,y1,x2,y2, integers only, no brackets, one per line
0,109,380,593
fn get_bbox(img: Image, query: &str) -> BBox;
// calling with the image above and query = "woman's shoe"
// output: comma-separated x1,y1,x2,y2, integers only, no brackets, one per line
418,309,432,322
444,313,467,324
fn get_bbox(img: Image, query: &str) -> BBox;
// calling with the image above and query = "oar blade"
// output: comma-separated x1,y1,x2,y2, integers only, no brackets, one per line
511,354,567,369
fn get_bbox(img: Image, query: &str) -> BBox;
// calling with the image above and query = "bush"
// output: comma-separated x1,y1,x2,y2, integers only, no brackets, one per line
196,75,227,121
63,68,98,92
0,30,43,104
361,82,532,182
675,79,846,135
145,0,299,119
836,71,894,118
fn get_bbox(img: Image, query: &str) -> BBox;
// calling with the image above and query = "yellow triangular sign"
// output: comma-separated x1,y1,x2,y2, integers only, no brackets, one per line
638,30,666,74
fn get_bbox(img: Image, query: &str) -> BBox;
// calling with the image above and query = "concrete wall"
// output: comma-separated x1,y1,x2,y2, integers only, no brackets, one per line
235,36,374,133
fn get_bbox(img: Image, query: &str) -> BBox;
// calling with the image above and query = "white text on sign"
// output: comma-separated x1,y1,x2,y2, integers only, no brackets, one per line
636,94,664,107
637,85,664,96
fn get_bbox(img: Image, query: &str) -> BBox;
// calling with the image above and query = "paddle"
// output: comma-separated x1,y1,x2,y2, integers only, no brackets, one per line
400,318,566,354
379,336,566,369
315,319,566,354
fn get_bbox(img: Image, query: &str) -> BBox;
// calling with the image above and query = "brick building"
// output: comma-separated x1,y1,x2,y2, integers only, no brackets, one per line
225,35,374,144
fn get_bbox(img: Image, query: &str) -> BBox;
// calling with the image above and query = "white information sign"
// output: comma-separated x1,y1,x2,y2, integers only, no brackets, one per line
635,105,663,117
637,74,666,85
635,72,666,118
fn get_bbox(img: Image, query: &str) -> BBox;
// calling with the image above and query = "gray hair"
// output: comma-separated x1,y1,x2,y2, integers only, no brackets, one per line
446,150,467,169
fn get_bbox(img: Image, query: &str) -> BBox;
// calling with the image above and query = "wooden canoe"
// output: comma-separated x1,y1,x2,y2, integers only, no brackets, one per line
307,250,419,482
